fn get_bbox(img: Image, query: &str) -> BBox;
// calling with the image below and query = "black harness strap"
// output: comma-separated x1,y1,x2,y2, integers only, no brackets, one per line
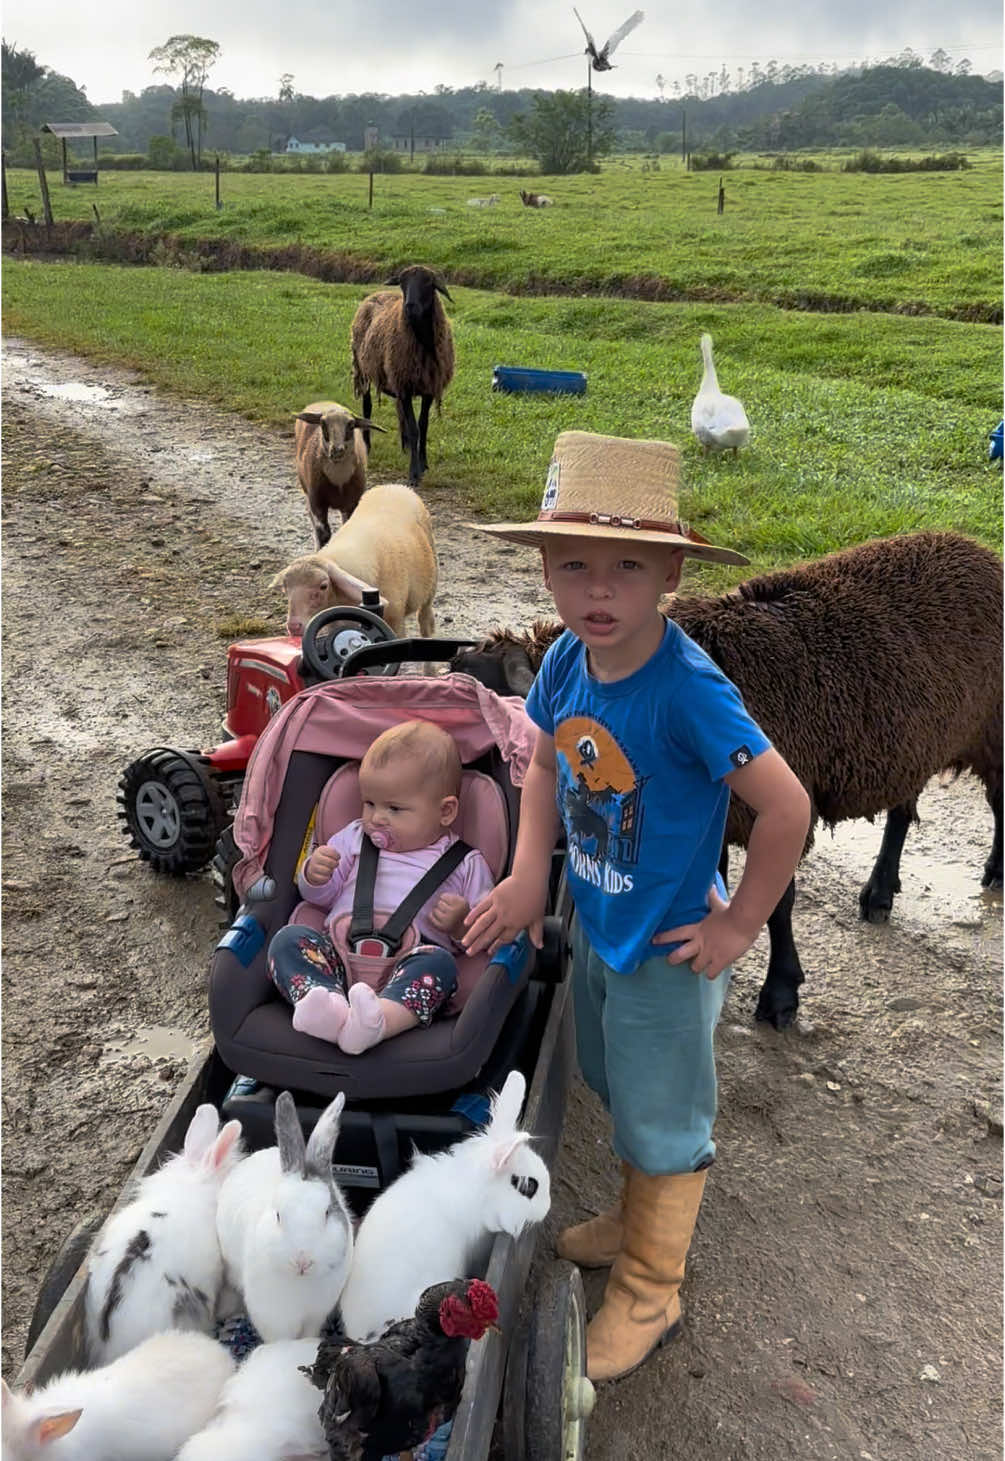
348,834,474,954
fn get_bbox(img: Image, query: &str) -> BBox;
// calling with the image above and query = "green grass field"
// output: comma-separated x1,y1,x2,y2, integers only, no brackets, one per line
5,152,1003,318
4,252,1000,589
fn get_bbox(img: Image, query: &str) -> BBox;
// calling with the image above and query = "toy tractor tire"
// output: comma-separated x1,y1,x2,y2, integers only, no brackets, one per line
212,825,243,924
117,749,226,875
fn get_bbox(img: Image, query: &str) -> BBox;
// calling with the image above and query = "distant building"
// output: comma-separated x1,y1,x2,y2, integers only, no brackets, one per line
390,134,449,153
285,132,347,154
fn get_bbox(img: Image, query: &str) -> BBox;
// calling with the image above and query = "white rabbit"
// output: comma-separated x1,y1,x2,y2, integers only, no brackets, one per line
0,1330,234,1461
216,1090,353,1342
339,1070,550,1340
84,1103,244,1364
175,1339,326,1461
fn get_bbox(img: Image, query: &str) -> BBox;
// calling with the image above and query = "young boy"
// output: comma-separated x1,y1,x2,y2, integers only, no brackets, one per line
463,431,811,1382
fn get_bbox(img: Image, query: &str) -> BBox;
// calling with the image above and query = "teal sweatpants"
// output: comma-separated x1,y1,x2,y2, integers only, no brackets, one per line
571,918,731,1175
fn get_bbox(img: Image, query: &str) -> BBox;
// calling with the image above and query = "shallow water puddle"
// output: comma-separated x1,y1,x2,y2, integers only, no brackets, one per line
100,1023,198,1065
33,380,120,407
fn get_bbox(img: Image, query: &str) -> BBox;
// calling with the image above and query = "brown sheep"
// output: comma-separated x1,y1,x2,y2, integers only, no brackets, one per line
519,190,554,207
294,400,385,548
450,532,1004,1028
269,482,437,639
350,265,455,486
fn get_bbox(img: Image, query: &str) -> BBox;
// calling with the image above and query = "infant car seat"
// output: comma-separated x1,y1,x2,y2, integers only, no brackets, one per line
209,674,549,1103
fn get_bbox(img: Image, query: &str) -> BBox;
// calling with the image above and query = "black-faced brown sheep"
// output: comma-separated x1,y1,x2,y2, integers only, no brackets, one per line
269,482,437,639
519,190,554,207
350,265,455,487
294,400,385,548
450,532,1004,1028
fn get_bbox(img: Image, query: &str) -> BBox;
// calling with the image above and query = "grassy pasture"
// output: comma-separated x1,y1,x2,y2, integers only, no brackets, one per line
5,152,1003,318
4,259,1000,591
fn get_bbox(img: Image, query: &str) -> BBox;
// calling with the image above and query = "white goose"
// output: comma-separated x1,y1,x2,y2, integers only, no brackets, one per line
690,332,750,454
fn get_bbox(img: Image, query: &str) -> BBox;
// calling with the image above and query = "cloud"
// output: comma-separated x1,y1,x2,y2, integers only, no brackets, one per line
5,0,1001,104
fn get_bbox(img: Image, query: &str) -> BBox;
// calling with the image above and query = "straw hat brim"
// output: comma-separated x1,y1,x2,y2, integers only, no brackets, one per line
468,519,750,567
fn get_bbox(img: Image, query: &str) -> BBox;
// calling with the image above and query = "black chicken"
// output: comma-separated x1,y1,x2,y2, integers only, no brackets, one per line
301,1278,500,1461
572,6,645,70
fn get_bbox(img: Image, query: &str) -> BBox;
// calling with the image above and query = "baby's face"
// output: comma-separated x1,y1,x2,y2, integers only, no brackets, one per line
358,757,457,852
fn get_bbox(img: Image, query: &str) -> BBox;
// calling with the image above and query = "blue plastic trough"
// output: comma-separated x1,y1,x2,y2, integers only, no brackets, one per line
492,365,588,395
989,420,1003,462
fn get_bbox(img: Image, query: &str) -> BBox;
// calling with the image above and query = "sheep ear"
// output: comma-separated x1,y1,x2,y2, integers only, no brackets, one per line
433,274,453,300
296,411,325,426
352,417,386,433
274,1091,307,1175
325,561,379,606
268,570,287,593
36,1410,84,1444
489,1070,526,1132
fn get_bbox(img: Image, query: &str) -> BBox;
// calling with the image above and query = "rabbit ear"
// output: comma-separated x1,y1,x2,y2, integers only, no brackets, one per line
489,1070,526,1133
207,1119,243,1171
305,1092,346,1181
275,1091,307,1176
183,1104,221,1162
489,1131,531,1174
36,1409,84,1444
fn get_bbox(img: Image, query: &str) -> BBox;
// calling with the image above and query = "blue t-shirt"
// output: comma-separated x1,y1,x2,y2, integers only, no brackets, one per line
526,619,771,974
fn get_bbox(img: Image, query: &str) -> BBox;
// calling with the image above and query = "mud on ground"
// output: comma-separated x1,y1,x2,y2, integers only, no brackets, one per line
2,338,1001,1461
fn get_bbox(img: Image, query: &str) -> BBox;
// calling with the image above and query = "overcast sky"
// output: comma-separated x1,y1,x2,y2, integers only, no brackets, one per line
5,0,1002,104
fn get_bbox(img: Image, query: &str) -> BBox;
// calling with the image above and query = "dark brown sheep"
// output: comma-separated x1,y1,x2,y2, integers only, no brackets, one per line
450,532,1004,1028
350,264,455,486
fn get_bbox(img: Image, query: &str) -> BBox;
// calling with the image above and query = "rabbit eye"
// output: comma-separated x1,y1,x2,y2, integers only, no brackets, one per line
511,1174,538,1199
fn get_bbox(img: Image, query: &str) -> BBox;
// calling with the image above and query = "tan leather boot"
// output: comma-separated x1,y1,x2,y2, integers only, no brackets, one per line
586,1167,707,1383
556,1161,629,1268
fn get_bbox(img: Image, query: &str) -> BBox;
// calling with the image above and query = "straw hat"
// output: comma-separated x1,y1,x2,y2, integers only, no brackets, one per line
471,430,749,566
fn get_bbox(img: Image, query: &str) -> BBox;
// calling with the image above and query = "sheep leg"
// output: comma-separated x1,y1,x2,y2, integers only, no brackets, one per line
858,802,914,923
361,388,373,450
981,779,1003,888
417,395,432,477
306,487,331,549
397,396,422,483
754,878,804,1030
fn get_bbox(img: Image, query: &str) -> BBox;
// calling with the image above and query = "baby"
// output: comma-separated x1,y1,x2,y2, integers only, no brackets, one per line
267,719,494,1054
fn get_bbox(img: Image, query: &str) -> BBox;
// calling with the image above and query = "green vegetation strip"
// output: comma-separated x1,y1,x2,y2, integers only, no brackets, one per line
5,259,999,590
5,156,1002,321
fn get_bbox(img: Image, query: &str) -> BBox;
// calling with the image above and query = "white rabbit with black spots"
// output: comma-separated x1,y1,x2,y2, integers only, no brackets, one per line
0,1331,234,1461
339,1070,550,1340
175,1338,326,1461
85,1103,243,1364
216,1090,353,1342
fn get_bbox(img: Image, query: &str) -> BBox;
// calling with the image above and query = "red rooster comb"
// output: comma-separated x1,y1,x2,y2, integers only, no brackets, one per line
439,1279,500,1339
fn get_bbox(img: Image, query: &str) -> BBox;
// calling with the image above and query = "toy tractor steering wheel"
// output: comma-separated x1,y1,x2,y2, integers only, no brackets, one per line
300,605,398,681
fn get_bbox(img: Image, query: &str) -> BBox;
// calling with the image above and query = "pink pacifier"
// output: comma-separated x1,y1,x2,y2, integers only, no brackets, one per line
368,828,393,851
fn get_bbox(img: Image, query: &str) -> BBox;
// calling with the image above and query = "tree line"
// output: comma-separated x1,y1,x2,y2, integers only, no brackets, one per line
2,35,1001,174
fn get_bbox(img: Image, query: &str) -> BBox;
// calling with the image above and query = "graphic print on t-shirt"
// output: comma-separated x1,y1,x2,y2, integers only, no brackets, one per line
554,716,645,894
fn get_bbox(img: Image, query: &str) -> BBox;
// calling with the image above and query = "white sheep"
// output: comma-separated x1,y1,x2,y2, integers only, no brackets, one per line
269,482,437,639
294,400,385,548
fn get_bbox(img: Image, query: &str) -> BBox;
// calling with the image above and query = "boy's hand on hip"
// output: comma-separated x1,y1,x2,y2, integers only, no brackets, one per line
652,887,756,979
462,876,546,955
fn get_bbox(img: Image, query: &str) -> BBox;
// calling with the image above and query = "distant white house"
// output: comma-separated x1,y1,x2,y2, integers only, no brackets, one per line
285,133,347,154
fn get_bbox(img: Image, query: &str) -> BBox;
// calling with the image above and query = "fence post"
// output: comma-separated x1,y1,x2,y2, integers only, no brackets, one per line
32,138,54,225
717,175,724,214
368,170,374,208
1,150,9,221
215,154,221,209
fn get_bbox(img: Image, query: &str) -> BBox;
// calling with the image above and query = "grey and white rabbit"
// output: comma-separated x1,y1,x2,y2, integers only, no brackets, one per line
1,1330,235,1461
338,1070,550,1339
84,1103,243,1364
175,1338,326,1461
216,1090,353,1341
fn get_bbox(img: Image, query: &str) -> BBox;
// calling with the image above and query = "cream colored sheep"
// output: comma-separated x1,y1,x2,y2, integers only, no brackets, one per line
294,400,385,547
269,482,437,639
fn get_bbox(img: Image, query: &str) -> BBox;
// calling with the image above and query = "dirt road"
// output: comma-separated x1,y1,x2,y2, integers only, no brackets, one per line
2,337,1001,1460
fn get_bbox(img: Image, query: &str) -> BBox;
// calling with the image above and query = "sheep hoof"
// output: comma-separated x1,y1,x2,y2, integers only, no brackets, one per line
981,865,1003,890
754,988,799,1031
858,880,897,923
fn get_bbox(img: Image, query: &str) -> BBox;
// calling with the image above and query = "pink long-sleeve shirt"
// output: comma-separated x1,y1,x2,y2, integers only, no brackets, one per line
298,821,495,950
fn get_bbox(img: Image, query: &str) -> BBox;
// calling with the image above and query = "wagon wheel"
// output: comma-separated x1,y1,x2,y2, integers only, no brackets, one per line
25,1210,103,1358
212,824,242,923
506,1260,594,1461
117,748,226,875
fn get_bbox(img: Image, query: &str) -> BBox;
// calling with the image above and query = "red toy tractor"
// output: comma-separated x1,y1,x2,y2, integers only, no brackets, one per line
116,604,400,905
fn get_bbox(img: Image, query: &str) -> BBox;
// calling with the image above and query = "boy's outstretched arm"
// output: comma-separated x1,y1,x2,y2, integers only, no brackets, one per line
653,748,811,979
463,729,560,954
